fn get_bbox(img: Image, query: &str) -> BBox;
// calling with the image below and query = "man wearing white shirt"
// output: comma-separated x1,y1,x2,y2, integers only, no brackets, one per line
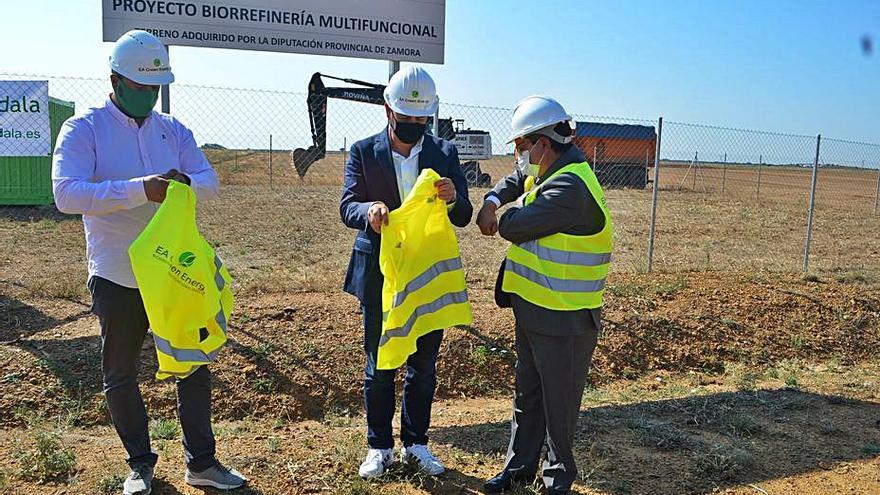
52,30,245,495
340,66,472,479
391,139,421,202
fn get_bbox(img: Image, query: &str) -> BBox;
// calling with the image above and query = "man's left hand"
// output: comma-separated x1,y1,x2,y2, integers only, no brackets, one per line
162,168,191,185
435,178,456,203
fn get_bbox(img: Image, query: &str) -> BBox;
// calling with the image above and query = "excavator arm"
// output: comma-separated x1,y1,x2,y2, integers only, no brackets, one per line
292,72,386,178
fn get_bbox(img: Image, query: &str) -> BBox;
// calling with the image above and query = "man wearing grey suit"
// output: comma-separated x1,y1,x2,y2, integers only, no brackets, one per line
476,96,613,495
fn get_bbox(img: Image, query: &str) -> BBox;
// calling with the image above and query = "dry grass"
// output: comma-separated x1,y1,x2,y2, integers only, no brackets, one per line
200,151,880,282
4,151,875,309
655,163,880,274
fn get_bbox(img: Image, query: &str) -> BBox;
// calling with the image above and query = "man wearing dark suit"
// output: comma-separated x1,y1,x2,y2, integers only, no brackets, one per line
339,66,472,479
476,96,611,495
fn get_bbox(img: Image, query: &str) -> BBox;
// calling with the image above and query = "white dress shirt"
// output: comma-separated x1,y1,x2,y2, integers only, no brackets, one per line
390,135,423,202
52,98,220,288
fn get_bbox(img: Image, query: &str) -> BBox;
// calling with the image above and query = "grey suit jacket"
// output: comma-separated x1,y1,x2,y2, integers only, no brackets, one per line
487,144,604,337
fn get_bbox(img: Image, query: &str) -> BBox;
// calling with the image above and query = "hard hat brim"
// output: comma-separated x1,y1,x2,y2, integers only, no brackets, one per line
127,71,175,86
386,98,438,117
113,66,175,86
507,122,546,143
506,118,574,143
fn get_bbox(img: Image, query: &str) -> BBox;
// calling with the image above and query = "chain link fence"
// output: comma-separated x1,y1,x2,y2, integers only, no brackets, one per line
1,72,878,283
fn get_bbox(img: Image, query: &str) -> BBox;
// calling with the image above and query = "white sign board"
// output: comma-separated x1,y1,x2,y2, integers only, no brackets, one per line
102,0,445,64
0,81,50,157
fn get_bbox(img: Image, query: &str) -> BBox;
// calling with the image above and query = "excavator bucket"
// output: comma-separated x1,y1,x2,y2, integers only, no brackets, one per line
292,145,322,178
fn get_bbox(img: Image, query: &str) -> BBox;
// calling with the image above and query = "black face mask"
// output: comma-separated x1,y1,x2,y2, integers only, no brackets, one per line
392,119,427,144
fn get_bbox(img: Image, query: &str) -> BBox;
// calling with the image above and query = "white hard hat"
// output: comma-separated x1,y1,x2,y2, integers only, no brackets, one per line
383,66,439,117
507,95,574,144
109,30,174,86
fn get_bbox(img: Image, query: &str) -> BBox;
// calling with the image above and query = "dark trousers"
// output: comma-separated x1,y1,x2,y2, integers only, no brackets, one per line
89,276,216,471
503,323,598,492
362,304,443,449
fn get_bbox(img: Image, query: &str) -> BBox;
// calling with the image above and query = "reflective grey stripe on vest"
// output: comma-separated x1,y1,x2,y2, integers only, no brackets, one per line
505,259,606,293
153,254,228,368
213,255,226,291
517,240,611,267
215,307,228,335
392,257,463,309
212,255,228,335
153,332,220,364
379,290,469,346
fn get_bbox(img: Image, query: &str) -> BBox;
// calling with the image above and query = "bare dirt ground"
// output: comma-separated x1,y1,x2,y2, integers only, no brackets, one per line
0,151,878,494
0,365,877,494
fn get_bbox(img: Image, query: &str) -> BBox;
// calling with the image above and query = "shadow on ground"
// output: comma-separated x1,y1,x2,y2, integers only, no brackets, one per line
151,478,269,495
0,205,71,223
433,389,880,494
0,294,90,341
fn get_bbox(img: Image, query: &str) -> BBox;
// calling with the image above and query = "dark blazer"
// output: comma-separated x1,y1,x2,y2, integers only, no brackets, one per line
340,128,473,307
487,144,604,336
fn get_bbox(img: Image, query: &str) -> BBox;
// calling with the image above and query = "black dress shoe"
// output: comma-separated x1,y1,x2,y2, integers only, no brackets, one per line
483,471,515,493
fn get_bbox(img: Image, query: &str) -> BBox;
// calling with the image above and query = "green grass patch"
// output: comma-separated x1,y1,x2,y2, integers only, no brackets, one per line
14,426,77,483
625,417,693,451
97,472,126,493
251,376,276,393
862,444,880,456
149,418,179,440
694,443,754,480
725,414,764,438
652,277,689,297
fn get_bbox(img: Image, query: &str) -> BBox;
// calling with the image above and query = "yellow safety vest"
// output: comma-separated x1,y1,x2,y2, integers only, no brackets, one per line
129,181,234,380
502,161,613,311
378,168,472,370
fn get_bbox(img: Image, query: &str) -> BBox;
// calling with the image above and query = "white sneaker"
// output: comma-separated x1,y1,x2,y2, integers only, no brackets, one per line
359,448,394,479
401,444,445,476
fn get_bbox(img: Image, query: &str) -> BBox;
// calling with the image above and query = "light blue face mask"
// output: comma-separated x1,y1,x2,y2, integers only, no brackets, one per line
515,139,545,177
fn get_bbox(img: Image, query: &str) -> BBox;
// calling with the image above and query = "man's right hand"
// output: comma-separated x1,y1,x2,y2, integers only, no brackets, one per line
143,175,170,203
476,202,499,236
368,201,390,233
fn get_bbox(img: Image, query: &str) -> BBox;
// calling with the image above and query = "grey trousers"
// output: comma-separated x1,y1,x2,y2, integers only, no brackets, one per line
502,322,598,492
89,276,216,471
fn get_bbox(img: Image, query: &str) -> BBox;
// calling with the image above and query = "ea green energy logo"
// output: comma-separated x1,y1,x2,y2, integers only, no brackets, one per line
178,252,196,267
411,90,419,98
153,58,162,67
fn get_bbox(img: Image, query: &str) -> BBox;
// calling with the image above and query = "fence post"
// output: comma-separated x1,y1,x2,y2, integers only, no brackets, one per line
269,134,273,190
692,152,698,190
647,117,663,273
803,135,821,272
161,45,171,114
721,153,727,195
873,166,880,215
756,154,763,200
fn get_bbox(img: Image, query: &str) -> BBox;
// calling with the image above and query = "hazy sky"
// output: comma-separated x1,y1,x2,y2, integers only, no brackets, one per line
2,0,877,142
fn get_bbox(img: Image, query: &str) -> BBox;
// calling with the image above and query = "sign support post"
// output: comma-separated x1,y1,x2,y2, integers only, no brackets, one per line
161,45,170,113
